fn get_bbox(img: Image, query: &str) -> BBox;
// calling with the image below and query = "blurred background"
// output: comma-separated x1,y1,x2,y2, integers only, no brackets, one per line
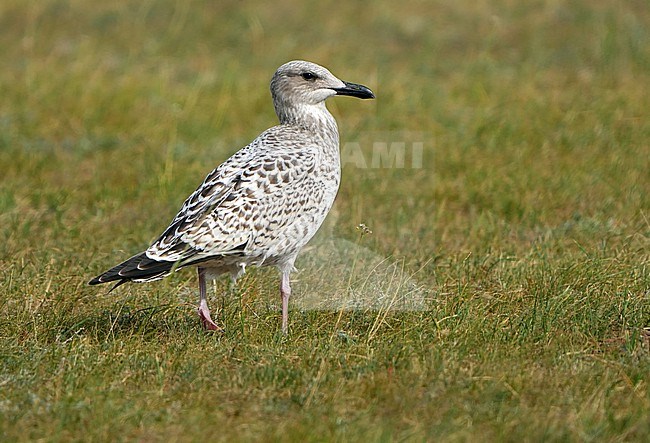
1,0,649,440
2,0,648,260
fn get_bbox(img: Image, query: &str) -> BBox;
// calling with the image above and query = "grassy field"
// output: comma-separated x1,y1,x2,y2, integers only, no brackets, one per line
1,0,649,441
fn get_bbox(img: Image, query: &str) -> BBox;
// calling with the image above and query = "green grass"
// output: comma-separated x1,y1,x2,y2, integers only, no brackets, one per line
1,0,649,441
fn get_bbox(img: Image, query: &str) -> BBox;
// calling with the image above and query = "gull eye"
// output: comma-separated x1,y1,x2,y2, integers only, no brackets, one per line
301,72,317,81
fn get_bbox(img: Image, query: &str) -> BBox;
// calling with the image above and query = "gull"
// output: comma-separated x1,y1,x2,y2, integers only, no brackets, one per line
89,60,374,334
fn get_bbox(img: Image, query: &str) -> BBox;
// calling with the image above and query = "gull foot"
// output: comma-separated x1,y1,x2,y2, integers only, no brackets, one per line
198,306,223,332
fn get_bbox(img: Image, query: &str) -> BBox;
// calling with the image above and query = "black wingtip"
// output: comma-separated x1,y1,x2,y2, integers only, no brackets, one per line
88,251,178,289
87,275,129,291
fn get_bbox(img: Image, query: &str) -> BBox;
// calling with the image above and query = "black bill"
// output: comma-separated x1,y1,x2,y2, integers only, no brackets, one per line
333,81,375,99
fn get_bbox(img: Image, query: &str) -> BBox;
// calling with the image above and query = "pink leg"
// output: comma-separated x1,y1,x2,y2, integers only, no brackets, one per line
197,267,222,331
280,270,291,335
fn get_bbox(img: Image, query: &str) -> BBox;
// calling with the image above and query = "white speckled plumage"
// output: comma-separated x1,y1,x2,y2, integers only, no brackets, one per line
89,60,374,334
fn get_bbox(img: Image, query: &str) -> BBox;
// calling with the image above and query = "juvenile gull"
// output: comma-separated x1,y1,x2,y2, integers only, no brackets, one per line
89,60,374,334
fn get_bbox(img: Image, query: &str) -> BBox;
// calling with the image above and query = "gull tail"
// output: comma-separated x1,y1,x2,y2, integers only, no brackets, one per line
88,252,177,290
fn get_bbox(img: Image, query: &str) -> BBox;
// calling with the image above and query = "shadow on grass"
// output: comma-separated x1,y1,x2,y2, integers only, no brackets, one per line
50,303,200,343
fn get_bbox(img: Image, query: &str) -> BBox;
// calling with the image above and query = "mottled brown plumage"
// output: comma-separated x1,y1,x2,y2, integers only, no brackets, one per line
89,60,374,334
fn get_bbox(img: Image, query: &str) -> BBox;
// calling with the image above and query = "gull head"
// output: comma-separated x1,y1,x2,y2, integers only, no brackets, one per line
270,60,374,124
